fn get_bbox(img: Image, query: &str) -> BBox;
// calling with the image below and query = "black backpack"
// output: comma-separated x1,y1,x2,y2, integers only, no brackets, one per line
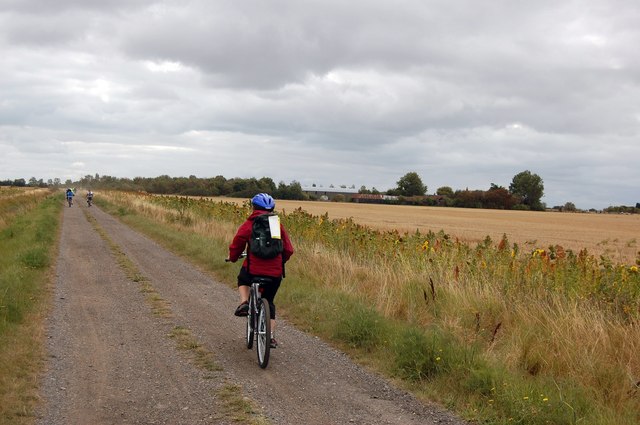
249,213,284,259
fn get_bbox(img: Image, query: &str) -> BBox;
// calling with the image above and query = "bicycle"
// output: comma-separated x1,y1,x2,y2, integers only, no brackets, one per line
226,255,273,368
87,197,93,207
67,196,73,207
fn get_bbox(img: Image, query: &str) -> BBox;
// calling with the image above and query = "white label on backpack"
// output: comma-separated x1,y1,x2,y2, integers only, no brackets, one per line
268,215,281,239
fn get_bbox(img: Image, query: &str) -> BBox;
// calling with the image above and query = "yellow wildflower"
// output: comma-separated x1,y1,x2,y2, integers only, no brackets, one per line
532,248,545,257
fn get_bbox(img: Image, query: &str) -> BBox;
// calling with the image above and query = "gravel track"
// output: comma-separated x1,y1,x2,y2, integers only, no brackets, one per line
37,204,469,424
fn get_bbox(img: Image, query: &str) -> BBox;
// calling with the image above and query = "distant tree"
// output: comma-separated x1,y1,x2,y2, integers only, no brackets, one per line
291,181,306,200
509,170,544,211
453,189,484,208
257,177,277,194
484,186,517,209
436,186,454,197
275,180,306,200
358,185,371,194
563,202,577,212
371,187,380,194
395,172,427,196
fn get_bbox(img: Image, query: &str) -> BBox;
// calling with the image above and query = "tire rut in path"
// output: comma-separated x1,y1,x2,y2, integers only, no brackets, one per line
39,204,469,425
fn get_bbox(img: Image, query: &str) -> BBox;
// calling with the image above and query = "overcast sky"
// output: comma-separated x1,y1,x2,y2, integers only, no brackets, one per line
1,0,638,209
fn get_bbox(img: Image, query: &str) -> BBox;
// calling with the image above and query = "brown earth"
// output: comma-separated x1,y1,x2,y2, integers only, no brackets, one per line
36,203,469,424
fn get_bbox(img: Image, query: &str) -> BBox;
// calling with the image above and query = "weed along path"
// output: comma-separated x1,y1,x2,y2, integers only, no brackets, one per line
37,204,468,425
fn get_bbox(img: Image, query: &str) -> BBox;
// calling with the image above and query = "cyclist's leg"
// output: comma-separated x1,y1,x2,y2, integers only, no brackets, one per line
238,267,251,303
235,267,251,316
260,278,281,344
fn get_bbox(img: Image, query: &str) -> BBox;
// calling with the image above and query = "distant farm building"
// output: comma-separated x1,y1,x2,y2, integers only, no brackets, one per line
352,194,446,206
301,186,359,201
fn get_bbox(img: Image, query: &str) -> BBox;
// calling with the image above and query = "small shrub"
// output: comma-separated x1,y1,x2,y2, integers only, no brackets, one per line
19,247,48,269
392,326,451,381
463,365,504,397
332,303,386,351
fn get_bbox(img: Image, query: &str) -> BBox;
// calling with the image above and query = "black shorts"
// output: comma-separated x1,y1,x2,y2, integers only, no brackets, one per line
237,266,282,318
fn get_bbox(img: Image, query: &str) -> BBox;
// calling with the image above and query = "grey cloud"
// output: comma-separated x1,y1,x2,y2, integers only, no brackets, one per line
0,0,154,14
114,0,640,141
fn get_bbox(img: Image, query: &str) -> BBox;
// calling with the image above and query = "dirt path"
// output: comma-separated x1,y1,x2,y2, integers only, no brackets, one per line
37,204,469,424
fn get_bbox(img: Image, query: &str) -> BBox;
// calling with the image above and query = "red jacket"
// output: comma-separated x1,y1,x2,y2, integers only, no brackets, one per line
228,210,294,277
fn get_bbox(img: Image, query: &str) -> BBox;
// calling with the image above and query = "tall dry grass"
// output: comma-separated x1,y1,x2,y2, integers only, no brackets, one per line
298,235,640,413
0,188,52,228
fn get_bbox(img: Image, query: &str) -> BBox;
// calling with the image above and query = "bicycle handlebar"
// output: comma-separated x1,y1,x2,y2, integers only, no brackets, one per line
225,253,247,262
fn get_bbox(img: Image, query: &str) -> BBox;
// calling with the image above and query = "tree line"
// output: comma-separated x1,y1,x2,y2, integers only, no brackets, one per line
2,171,637,213
0,174,308,200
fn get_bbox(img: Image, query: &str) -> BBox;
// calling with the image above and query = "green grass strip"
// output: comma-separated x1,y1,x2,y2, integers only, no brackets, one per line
0,194,62,425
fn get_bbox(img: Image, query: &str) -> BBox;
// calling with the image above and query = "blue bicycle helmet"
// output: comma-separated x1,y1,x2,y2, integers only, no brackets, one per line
251,193,275,210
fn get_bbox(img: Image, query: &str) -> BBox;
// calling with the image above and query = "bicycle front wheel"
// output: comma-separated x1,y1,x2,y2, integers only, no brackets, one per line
256,299,271,369
246,305,254,349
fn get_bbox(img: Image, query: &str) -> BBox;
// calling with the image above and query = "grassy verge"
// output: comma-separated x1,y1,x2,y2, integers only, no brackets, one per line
94,192,640,425
0,193,61,425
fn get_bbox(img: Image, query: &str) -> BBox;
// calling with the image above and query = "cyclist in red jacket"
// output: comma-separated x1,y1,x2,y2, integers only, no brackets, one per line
227,193,294,347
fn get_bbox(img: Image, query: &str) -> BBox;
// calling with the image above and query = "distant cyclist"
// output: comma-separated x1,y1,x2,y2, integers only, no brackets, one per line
227,193,294,348
86,190,94,207
65,188,74,207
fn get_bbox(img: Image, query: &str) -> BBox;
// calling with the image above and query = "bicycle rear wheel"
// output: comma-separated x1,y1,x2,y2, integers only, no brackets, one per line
256,299,271,368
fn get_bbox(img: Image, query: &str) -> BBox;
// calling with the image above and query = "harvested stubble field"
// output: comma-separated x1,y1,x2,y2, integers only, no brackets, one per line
223,198,640,264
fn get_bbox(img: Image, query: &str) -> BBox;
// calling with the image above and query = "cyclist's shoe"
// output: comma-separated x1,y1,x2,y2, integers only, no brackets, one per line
270,338,278,348
234,302,249,317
